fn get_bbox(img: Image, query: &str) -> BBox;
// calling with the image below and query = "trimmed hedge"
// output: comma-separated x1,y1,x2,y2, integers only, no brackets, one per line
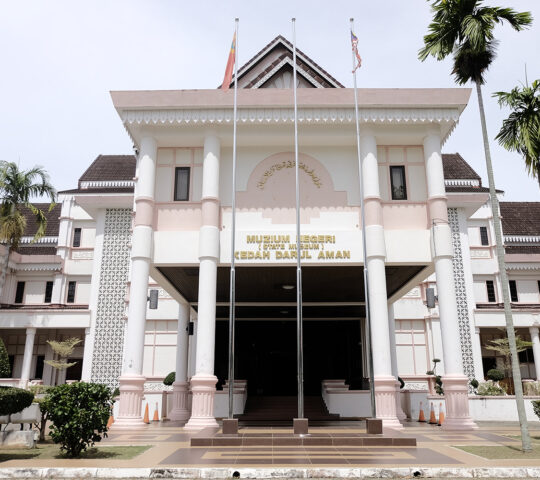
0,386,34,416
163,371,175,386
487,368,505,382
0,338,10,377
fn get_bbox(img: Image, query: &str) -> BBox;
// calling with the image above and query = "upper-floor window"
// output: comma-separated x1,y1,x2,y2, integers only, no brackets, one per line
174,167,190,201
67,281,76,303
486,280,496,303
390,166,407,200
509,280,519,302
480,226,489,246
15,281,25,304
44,281,53,303
73,228,82,247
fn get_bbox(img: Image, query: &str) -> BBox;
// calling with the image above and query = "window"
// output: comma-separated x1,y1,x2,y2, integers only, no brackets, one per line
390,166,407,200
480,226,489,246
486,280,496,303
67,281,76,303
15,282,25,303
73,228,81,247
34,355,45,380
174,167,190,201
509,280,518,302
44,281,53,303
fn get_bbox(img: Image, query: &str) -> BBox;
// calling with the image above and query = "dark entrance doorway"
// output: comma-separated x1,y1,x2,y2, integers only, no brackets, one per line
215,319,362,396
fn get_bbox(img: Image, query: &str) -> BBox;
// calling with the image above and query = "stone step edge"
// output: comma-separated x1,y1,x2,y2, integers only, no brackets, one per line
190,436,416,447
1,467,540,478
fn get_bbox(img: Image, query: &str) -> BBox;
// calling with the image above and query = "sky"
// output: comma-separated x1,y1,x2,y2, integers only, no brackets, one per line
0,0,538,200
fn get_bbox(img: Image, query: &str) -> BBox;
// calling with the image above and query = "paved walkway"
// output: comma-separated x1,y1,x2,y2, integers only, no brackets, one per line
2,420,540,471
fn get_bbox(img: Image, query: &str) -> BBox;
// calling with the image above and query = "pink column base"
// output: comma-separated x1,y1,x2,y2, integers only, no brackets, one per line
184,374,218,430
112,374,147,430
441,374,478,431
374,376,403,429
395,382,407,421
169,381,190,423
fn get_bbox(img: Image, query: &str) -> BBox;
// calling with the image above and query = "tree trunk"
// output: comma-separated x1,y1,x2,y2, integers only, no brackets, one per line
476,81,531,451
0,244,11,306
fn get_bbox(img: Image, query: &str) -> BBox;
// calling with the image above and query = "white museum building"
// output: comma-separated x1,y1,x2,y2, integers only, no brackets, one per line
1,36,539,430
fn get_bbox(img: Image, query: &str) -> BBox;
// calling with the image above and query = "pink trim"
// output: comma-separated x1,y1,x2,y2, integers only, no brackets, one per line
440,374,477,430
427,197,448,222
134,198,154,226
374,376,402,429
154,205,203,231
382,204,429,230
506,254,540,263
10,252,63,264
364,198,383,226
202,199,220,227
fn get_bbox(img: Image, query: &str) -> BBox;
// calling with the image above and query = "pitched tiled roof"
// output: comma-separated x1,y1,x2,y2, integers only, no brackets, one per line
226,35,344,89
442,153,481,181
79,155,135,183
505,245,540,254
500,202,540,237
20,203,61,237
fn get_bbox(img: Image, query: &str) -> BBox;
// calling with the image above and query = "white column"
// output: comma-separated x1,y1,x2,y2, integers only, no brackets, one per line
185,133,220,430
19,328,36,388
529,327,540,381
361,132,402,429
473,327,485,380
81,209,106,382
388,304,406,420
115,135,157,429
424,130,476,430
169,303,191,422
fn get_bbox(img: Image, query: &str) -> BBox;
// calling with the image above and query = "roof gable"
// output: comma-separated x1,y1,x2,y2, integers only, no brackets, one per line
223,35,344,90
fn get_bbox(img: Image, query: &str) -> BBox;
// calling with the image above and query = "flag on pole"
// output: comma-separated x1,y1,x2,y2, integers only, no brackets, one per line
350,31,362,72
221,32,237,90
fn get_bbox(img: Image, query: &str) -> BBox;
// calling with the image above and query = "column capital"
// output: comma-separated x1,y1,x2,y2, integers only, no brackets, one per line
530,326,540,336
25,327,37,335
423,125,442,141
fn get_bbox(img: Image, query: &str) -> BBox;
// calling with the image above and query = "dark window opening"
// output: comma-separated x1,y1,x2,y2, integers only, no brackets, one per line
480,226,489,246
73,228,82,248
8,355,15,377
34,355,45,380
15,282,25,304
486,280,496,303
44,281,53,303
174,167,190,201
67,281,76,303
390,166,407,200
509,280,519,302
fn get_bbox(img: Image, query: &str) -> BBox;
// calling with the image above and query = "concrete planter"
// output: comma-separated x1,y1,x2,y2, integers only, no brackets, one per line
0,430,35,448
469,396,540,421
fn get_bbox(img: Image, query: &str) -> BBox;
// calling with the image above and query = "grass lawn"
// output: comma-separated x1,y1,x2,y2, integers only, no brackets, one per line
0,443,150,462
457,444,540,459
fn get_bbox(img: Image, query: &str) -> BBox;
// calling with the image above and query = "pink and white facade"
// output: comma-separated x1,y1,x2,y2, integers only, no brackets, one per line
2,36,539,429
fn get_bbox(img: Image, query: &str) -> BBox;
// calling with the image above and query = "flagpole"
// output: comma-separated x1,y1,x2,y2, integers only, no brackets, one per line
350,17,376,419
291,17,304,421
228,17,239,420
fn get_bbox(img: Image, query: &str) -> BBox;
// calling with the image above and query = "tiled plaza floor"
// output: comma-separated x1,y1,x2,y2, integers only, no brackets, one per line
2,420,540,468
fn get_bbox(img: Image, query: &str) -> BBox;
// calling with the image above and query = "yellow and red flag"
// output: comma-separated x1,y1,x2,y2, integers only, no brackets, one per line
221,32,236,90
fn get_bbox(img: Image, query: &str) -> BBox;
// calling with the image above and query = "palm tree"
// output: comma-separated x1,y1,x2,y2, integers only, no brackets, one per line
418,0,533,451
494,79,540,188
0,161,57,302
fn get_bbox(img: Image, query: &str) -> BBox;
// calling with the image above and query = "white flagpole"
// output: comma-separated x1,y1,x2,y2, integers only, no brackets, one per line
350,17,376,419
291,17,304,421
228,18,239,420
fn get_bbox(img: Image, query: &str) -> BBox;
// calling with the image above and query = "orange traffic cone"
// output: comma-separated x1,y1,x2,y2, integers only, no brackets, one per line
107,414,114,428
418,401,426,422
153,402,159,422
429,402,437,424
438,402,445,426
143,403,150,424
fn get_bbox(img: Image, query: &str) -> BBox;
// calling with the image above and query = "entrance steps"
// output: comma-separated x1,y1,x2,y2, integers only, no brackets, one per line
237,396,340,422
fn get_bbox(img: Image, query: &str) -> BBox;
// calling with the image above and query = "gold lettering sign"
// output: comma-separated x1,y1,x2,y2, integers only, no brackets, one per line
235,234,350,261
257,161,322,190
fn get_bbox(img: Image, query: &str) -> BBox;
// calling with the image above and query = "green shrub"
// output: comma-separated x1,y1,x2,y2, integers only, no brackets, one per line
487,368,505,382
0,338,10,377
47,382,113,457
477,380,506,396
532,400,540,420
163,371,175,386
29,384,55,395
0,386,34,417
